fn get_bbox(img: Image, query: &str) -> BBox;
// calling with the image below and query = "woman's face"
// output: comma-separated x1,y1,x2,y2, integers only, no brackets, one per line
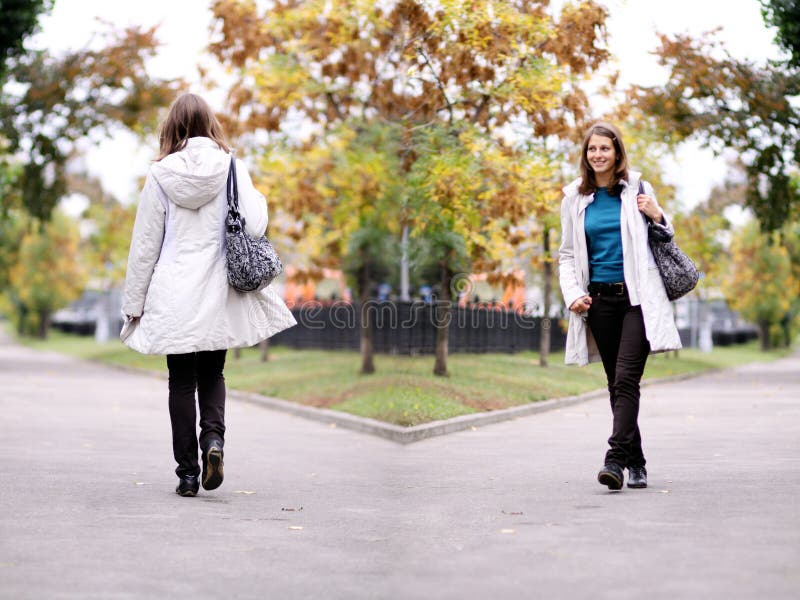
586,134,617,177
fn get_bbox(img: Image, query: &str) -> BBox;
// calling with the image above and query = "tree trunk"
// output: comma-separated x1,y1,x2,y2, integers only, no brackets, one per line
259,339,269,362
758,320,771,351
539,226,552,368
433,259,451,377
16,304,26,336
400,224,410,301
37,309,50,339
359,265,375,374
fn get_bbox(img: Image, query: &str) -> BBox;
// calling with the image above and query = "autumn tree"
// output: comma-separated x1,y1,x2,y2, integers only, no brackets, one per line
725,222,798,349
1,24,180,221
67,171,137,288
210,0,611,375
628,31,800,234
6,210,87,338
779,216,800,345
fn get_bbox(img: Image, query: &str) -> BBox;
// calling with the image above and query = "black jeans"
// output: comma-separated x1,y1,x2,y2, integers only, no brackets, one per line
587,290,650,468
166,350,227,477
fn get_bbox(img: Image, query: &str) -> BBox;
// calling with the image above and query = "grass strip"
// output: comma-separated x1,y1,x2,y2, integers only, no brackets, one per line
15,328,793,427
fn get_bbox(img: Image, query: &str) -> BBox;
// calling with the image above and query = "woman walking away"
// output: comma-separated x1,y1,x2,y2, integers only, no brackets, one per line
121,93,296,497
558,122,681,491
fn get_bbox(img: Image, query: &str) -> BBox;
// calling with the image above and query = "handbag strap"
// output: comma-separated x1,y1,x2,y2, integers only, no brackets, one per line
227,155,240,218
637,178,653,224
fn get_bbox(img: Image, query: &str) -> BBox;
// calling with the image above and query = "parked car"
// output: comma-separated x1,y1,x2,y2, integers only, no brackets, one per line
51,290,127,337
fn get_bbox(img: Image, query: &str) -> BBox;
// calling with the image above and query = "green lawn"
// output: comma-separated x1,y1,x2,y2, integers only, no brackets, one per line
15,328,793,426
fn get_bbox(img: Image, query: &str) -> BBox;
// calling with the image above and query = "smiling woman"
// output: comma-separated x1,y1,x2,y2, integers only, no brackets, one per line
558,121,682,491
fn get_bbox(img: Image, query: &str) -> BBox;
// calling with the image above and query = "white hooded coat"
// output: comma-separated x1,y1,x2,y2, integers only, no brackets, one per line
557,171,682,366
121,137,296,355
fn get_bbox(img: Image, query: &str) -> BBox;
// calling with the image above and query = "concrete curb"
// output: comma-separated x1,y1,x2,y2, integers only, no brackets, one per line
93,358,717,444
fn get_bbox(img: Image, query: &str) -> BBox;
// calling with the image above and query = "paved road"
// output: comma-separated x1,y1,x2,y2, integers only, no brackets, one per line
1,333,799,599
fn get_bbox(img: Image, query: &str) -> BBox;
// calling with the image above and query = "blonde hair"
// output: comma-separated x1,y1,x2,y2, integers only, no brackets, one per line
578,122,629,195
156,93,230,161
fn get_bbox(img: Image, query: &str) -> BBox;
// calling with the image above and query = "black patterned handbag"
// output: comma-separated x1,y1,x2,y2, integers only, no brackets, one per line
225,156,283,292
639,180,699,301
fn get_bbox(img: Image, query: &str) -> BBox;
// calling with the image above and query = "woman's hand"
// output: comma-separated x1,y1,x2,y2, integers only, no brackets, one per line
637,192,664,223
569,295,592,314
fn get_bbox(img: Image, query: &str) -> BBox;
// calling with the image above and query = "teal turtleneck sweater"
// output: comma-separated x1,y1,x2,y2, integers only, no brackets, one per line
584,186,625,283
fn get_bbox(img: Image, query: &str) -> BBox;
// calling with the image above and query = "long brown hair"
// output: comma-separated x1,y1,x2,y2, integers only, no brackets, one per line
578,122,629,195
156,93,230,161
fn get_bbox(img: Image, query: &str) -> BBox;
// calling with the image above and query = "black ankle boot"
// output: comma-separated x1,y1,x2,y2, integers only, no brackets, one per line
627,466,648,488
597,463,624,490
176,474,200,497
202,441,224,491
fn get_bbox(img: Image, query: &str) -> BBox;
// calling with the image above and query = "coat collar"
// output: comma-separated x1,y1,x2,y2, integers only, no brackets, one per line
565,171,644,214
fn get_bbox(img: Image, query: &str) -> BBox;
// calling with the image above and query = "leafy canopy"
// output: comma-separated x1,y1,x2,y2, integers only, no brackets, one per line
761,0,800,68
1,25,181,221
0,0,52,80
628,31,800,233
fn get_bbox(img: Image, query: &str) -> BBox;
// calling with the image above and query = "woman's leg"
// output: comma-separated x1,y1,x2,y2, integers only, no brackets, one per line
608,305,650,468
587,294,624,459
196,349,227,451
588,294,650,469
166,353,199,477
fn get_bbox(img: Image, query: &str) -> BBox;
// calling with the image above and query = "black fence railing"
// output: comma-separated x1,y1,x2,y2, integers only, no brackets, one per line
270,301,566,355
678,327,758,347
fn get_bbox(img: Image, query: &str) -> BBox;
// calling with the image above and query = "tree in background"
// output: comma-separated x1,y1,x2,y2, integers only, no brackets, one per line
209,0,611,375
68,171,138,340
331,124,404,373
653,159,748,298
6,211,87,338
256,122,403,373
725,222,798,350
779,216,800,345
1,20,181,338
67,172,137,287
0,0,52,81
761,0,800,68
628,31,800,235
1,24,180,222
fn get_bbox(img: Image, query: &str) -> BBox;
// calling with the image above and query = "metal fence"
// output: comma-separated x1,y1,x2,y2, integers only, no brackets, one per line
270,301,566,354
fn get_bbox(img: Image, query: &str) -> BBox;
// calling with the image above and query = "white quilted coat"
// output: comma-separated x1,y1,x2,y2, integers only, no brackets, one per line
558,171,682,366
121,137,296,355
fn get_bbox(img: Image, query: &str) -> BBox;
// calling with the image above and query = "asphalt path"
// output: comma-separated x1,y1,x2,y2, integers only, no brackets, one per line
1,333,798,599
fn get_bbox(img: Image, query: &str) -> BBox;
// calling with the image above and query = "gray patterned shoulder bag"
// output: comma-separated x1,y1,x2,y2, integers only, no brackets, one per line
639,180,699,301
225,156,283,292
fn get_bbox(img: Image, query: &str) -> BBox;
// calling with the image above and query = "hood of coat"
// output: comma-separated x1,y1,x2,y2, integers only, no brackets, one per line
150,137,230,209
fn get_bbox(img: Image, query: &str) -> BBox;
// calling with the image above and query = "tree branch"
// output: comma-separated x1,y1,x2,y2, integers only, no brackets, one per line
416,46,454,124
325,91,345,121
